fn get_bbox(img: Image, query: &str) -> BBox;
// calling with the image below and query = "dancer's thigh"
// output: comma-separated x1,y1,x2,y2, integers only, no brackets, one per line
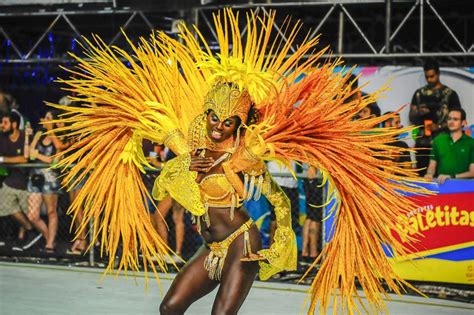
161,246,219,310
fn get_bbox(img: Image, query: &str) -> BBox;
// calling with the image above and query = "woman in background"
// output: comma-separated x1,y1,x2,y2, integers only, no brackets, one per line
26,110,61,253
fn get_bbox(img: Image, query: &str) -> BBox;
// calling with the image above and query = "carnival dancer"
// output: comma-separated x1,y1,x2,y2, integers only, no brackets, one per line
49,9,430,314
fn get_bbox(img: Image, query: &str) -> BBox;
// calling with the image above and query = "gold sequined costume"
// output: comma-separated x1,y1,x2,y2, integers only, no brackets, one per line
50,8,431,314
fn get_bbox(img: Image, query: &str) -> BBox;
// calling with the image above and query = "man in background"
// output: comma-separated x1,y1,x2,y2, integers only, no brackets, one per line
0,112,41,250
343,74,381,122
409,60,462,175
383,111,412,169
424,108,474,184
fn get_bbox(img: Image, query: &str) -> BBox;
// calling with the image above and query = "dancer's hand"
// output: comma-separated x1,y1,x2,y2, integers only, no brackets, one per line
240,253,268,263
244,123,272,158
189,150,214,172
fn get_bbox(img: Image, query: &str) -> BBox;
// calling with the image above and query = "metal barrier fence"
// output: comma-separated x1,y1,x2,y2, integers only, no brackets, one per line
0,163,325,277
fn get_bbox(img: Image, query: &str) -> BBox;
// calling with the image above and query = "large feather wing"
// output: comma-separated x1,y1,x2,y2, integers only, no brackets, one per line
255,68,432,313
48,33,209,284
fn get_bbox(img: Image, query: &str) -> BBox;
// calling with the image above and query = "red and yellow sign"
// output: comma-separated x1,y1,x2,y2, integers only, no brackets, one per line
391,187,474,285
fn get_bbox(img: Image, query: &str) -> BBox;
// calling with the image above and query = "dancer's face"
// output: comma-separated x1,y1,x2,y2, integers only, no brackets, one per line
206,110,239,143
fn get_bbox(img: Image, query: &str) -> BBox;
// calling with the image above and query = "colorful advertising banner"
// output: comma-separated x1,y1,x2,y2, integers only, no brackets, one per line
324,180,474,285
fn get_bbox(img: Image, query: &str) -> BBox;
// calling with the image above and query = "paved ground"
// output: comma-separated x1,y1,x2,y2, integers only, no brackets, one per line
1,262,473,315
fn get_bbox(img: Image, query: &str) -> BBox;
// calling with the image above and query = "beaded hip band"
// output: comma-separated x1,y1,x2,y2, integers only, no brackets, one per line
203,219,254,280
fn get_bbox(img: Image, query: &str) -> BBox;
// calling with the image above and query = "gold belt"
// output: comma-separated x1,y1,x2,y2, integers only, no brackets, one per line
203,219,254,280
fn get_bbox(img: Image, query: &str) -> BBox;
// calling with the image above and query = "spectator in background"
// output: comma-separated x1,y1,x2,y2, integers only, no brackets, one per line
0,92,9,114
12,98,31,245
357,102,381,120
0,112,41,250
0,91,27,130
342,74,362,105
0,91,30,194
409,60,462,176
0,92,28,186
266,160,300,246
49,96,75,152
424,108,474,184
142,140,164,230
301,165,322,265
155,196,185,263
0,92,10,188
343,74,381,121
26,110,62,253
383,111,412,168
143,139,185,263
8,95,27,130
0,161,6,188
51,96,89,255
383,111,402,129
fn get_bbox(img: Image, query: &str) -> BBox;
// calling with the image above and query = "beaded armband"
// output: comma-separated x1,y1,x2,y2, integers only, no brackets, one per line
228,145,261,173
222,161,245,197
225,145,266,201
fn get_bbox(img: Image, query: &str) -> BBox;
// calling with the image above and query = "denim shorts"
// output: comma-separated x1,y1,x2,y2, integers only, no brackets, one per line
28,169,60,194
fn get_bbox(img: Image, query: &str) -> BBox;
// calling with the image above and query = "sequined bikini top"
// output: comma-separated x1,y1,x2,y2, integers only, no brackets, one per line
199,174,241,209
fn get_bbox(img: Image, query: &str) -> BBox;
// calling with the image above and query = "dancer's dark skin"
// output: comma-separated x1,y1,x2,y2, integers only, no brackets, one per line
159,110,262,315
